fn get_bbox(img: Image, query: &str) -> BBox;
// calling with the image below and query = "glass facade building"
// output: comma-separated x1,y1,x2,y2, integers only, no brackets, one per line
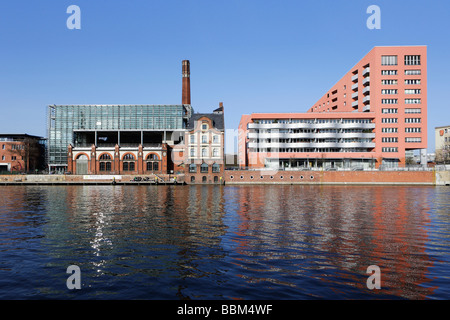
47,104,192,170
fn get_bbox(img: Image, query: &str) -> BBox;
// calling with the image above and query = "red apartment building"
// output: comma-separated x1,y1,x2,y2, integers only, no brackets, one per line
239,46,427,169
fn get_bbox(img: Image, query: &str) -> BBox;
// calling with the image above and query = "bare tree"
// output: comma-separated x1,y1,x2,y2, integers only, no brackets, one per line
436,148,450,164
10,137,43,173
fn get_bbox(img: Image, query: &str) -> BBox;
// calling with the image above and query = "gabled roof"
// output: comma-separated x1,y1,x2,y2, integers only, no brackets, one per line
187,113,225,130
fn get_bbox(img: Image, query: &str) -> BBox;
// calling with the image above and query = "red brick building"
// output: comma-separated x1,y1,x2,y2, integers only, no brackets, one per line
0,134,46,173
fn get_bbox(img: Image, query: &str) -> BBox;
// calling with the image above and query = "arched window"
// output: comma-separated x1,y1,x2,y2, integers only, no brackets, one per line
77,154,88,160
191,176,195,182
123,154,135,160
202,148,207,157
212,164,220,173
213,148,219,157
99,153,111,160
200,163,208,173
147,154,158,161
99,153,112,172
202,176,207,182
145,153,160,172
189,164,197,173
123,154,135,171
214,176,219,183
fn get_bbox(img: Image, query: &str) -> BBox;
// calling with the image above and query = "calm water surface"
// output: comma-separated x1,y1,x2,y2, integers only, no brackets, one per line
0,185,449,299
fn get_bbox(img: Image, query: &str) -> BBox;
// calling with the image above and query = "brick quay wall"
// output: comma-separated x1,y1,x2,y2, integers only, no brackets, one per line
223,170,438,185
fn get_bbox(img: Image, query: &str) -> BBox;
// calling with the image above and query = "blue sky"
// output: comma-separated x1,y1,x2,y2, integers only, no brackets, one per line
0,0,449,152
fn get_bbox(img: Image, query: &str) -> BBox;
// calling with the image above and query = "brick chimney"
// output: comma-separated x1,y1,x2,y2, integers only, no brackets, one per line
182,60,191,105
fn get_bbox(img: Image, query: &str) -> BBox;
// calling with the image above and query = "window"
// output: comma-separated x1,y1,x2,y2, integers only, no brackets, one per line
212,164,220,173
381,70,398,75
1,156,4,160
123,154,135,171
381,80,398,85
405,98,421,104
381,99,398,104
153,162,158,171
405,89,421,94
201,148,207,157
382,147,398,152
405,79,421,85
382,128,398,133
100,162,111,171
190,148,195,157
123,162,135,171
405,69,421,75
405,118,421,123
404,55,421,65
123,154,134,160
382,137,398,143
202,135,207,144
202,176,207,182
200,163,208,173
99,153,112,172
405,137,422,143
405,127,421,133
405,108,421,114
382,55,398,66
381,89,398,94
213,135,219,144
11,156,16,160
382,118,398,123
382,108,398,114
1,144,4,150
213,148,219,157
190,135,195,144
202,123,208,130
189,164,197,173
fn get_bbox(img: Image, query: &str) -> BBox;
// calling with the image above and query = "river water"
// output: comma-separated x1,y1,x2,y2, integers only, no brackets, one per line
0,184,449,300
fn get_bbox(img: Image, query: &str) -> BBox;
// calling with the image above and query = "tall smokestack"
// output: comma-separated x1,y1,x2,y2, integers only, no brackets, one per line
182,60,191,105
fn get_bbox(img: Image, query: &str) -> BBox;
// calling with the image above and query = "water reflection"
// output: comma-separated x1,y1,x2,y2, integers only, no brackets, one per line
0,185,448,299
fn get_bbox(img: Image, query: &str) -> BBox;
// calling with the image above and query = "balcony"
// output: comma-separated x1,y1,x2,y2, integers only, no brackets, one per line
363,86,370,95
248,132,376,140
363,105,371,112
363,96,370,104
351,74,358,82
363,77,370,85
351,83,358,91
352,92,358,99
247,141,376,150
363,67,370,76
352,101,358,107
